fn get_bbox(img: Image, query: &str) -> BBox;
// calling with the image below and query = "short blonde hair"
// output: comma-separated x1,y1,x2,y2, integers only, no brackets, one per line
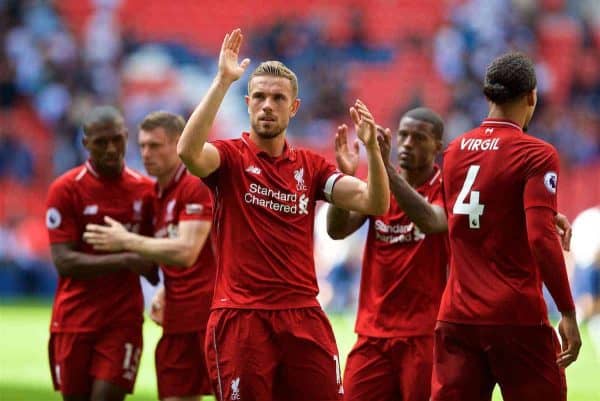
139,111,186,137
248,61,299,98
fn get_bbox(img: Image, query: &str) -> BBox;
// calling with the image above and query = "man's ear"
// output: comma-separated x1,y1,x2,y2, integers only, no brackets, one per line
526,89,536,107
290,98,301,118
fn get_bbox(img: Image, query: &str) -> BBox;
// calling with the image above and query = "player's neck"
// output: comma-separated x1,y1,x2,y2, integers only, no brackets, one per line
90,159,123,179
400,164,434,188
249,131,286,157
487,104,526,129
157,163,182,190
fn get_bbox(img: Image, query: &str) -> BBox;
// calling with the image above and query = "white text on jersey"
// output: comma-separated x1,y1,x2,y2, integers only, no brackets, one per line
460,138,500,151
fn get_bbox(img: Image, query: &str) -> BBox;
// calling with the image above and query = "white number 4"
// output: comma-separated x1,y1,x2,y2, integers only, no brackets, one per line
453,165,485,229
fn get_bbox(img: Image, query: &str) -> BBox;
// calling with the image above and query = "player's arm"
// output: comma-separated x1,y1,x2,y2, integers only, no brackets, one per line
177,28,250,177
50,242,156,280
526,206,581,367
330,100,390,216
378,126,447,233
326,123,368,239
83,216,211,268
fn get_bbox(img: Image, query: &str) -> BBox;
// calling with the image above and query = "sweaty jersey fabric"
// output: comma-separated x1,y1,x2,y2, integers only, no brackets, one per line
356,166,448,337
154,163,216,333
203,133,343,310
439,119,563,325
46,161,154,332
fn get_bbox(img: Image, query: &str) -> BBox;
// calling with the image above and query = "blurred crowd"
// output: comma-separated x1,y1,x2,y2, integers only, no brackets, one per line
0,0,598,317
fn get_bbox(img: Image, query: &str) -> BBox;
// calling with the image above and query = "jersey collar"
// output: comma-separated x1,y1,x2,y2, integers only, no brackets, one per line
481,118,523,132
157,163,186,198
241,132,296,162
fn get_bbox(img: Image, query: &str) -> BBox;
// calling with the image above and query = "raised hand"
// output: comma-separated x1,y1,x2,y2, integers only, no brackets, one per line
335,124,360,175
350,99,377,149
376,125,392,167
218,28,251,83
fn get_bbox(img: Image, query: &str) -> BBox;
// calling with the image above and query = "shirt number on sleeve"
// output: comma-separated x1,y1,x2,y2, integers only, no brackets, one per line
453,165,485,229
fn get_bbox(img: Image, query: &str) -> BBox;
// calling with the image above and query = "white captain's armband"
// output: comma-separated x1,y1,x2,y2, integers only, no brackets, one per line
323,173,342,202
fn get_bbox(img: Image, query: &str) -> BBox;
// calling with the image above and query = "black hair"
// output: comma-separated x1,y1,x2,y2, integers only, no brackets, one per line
82,106,125,136
483,52,537,104
402,107,444,140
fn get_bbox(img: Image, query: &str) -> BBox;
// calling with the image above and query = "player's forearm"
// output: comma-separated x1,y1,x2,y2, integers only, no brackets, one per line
123,233,197,268
386,165,447,233
364,143,390,215
526,207,575,313
52,250,142,279
177,75,233,170
326,204,365,239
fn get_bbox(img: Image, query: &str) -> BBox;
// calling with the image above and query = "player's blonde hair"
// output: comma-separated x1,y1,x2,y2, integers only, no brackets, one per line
248,61,299,99
139,111,186,138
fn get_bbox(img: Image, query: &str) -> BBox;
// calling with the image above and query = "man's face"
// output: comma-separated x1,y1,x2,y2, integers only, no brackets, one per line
245,76,300,139
83,121,127,174
396,117,441,171
138,127,179,178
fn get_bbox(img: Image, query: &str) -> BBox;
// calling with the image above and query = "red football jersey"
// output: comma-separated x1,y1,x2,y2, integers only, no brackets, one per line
154,164,216,333
439,119,560,325
46,161,154,332
203,133,343,309
356,167,448,337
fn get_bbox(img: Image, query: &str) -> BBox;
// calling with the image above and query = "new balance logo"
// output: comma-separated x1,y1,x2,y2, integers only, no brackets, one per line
83,205,98,215
245,165,261,175
231,377,240,400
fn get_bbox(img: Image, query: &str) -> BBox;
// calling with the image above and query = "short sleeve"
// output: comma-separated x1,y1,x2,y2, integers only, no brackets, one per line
202,139,235,191
523,145,559,212
179,178,213,222
46,179,79,244
312,153,344,202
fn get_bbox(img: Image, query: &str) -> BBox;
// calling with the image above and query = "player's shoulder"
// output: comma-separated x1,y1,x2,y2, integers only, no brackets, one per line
180,170,209,192
518,133,557,154
446,127,480,150
123,166,153,186
48,164,88,192
212,136,244,151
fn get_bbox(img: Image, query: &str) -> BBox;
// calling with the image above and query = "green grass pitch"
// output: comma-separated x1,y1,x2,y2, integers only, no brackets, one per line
0,301,598,400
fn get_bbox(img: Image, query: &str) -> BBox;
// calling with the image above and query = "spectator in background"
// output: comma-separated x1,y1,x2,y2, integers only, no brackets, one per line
571,206,600,322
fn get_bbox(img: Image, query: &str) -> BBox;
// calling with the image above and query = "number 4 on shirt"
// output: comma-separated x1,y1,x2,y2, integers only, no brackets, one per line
453,165,485,229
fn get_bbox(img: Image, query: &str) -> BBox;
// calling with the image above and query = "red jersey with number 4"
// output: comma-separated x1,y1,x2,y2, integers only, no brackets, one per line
154,164,216,333
46,162,154,332
356,167,448,338
439,119,560,325
202,133,343,310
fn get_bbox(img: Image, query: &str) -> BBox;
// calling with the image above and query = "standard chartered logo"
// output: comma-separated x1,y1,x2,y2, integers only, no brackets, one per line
244,183,309,214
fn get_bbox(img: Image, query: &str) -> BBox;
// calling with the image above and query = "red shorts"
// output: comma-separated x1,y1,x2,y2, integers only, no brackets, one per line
48,325,143,395
205,307,343,401
432,322,566,401
344,335,433,401
155,330,212,399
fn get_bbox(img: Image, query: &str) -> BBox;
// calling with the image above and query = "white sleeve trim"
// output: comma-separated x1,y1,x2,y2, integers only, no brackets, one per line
323,173,342,202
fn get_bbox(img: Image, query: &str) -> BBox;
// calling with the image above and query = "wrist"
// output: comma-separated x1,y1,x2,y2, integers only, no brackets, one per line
560,309,577,319
364,141,381,153
214,73,235,87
